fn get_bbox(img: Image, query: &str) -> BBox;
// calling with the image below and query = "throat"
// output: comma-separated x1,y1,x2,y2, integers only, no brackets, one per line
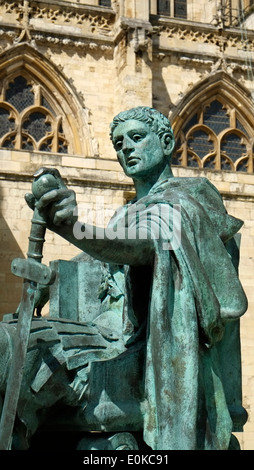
134,165,173,200
134,180,154,200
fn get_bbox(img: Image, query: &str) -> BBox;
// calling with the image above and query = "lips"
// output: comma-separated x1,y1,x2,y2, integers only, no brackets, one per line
126,156,140,166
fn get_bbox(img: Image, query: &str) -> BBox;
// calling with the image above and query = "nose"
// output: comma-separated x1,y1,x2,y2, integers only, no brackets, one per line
122,136,134,155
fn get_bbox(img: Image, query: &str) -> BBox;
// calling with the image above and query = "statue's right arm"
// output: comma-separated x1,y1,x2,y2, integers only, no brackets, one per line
29,187,154,267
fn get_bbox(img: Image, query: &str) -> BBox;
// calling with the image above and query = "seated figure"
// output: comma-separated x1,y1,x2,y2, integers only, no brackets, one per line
0,106,248,450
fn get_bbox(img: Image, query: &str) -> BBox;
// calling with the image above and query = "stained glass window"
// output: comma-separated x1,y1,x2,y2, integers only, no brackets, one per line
183,114,198,133
6,76,34,112
174,98,253,172
203,100,230,133
0,74,68,153
187,152,200,167
40,137,53,152
221,133,246,162
3,135,15,149
23,112,52,141
41,96,56,116
187,129,214,159
203,155,216,169
0,108,15,138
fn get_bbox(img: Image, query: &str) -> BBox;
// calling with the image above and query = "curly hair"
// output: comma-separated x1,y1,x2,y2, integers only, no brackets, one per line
110,106,175,147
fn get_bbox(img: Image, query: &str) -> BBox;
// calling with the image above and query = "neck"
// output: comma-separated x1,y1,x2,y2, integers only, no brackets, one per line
133,164,173,200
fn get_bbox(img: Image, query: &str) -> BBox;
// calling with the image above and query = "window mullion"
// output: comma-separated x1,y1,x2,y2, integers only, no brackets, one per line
230,108,236,128
15,121,22,149
33,84,41,107
51,119,59,153
248,141,254,173
215,135,221,170
171,0,175,17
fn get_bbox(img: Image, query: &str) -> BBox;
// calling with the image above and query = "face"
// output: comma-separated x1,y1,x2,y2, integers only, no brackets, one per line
112,119,166,180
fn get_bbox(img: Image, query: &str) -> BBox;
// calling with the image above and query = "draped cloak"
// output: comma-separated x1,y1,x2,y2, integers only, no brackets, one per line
108,176,248,450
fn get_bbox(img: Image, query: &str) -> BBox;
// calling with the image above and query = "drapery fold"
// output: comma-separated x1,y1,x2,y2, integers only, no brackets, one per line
124,177,247,450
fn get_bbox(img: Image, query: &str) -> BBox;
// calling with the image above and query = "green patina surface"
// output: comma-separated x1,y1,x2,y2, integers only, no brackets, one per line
0,107,248,450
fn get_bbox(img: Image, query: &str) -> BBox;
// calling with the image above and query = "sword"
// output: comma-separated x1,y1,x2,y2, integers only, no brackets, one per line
0,168,63,450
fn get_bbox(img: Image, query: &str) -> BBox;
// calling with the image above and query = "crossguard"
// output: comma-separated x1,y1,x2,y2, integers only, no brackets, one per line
11,258,55,285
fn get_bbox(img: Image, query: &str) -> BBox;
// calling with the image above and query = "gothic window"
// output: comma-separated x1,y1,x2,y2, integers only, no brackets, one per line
99,0,111,7
157,0,187,19
174,0,187,18
173,99,253,172
157,0,170,15
0,75,68,153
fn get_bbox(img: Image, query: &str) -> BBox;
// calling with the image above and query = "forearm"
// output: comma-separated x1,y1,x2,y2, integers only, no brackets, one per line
52,221,154,266
29,172,154,265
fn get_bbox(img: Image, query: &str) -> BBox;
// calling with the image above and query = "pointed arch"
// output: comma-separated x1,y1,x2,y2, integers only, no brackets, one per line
170,71,254,173
0,43,94,156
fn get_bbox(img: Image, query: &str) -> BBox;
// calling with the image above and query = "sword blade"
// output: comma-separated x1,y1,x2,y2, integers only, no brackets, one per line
0,279,36,450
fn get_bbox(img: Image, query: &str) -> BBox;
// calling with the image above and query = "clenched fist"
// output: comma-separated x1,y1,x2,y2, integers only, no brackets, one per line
25,167,78,229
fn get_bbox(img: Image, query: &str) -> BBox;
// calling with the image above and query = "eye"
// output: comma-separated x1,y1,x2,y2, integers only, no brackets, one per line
114,139,123,150
132,134,143,142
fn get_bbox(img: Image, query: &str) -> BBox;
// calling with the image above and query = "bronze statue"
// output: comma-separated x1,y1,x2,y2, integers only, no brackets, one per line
0,107,248,450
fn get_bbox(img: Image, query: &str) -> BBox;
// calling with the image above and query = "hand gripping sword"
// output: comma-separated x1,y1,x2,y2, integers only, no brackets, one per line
0,168,63,450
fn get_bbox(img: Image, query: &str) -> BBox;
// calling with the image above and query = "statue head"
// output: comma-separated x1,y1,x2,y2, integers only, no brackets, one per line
110,106,175,163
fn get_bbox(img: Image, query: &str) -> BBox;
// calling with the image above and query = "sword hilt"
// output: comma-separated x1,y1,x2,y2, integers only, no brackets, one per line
12,169,66,287
27,209,47,263
27,167,65,263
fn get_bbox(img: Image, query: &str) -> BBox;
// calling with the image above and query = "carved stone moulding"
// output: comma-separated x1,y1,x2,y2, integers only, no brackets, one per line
30,1,115,34
0,0,116,46
0,22,114,57
151,15,254,55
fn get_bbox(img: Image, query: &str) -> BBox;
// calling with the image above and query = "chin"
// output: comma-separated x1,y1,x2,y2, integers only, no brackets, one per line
125,167,140,177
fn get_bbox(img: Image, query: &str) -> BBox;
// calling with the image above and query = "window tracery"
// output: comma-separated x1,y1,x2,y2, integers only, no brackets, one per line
173,99,253,172
0,74,68,153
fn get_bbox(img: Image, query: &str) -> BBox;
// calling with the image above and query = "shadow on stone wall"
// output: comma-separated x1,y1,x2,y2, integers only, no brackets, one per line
152,59,175,118
0,180,24,320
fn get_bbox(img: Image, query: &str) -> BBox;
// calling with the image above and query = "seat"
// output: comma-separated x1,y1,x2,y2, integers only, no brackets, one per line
35,253,146,450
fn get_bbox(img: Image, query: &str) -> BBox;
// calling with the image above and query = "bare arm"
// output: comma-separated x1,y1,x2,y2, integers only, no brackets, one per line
33,187,154,266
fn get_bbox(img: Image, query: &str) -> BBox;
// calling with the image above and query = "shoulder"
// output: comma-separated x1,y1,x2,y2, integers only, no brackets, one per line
165,176,220,194
151,176,221,205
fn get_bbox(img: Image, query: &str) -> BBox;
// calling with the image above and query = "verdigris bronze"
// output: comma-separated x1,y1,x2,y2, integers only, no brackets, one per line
0,107,248,450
